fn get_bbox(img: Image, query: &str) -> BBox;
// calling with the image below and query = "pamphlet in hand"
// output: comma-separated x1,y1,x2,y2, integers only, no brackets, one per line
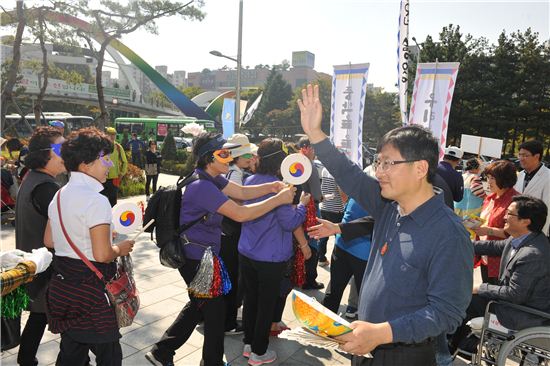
462,215,485,230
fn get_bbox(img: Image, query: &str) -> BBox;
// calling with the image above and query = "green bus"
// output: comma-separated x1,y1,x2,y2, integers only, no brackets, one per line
114,117,217,143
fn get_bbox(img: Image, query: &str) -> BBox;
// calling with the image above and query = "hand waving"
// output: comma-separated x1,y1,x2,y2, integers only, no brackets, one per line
297,84,326,143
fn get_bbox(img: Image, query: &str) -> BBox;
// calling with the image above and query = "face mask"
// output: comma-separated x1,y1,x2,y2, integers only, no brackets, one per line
213,149,233,164
98,151,114,168
41,143,62,157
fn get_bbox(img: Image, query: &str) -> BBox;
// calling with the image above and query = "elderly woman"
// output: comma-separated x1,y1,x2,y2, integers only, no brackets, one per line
14,126,66,366
238,138,309,365
472,160,518,284
44,128,134,365
146,132,295,366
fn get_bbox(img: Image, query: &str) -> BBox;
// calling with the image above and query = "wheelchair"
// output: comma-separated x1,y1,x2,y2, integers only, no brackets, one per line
458,300,550,366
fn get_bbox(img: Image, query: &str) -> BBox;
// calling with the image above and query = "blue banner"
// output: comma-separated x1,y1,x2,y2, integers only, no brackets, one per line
222,98,235,139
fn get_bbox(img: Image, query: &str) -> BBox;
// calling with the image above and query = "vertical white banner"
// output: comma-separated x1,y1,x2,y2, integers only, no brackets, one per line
409,62,460,158
330,63,370,168
397,0,410,125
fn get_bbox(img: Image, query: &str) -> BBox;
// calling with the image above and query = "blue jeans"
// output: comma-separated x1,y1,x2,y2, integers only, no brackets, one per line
435,333,454,366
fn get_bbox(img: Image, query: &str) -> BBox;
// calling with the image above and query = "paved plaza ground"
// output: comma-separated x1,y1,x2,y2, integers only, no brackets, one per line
1,174,473,365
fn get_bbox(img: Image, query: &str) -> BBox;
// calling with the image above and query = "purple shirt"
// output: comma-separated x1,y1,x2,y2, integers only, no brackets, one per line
180,169,229,260
238,174,306,262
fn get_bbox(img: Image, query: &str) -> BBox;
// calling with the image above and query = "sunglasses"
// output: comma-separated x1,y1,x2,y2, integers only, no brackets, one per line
98,151,114,168
40,143,62,157
239,153,254,159
213,149,233,164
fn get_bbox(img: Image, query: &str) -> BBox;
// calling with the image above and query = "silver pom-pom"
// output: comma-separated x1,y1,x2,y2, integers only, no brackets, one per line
188,247,214,298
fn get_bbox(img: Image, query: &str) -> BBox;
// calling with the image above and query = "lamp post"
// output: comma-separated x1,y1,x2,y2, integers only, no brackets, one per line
411,37,422,63
209,0,243,130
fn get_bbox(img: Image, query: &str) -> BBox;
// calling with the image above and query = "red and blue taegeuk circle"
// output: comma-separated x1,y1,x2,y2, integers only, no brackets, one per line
289,162,305,177
119,210,135,227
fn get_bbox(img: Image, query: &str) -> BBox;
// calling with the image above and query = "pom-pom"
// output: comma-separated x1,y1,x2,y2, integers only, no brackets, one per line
188,247,214,298
181,122,206,137
1,286,30,319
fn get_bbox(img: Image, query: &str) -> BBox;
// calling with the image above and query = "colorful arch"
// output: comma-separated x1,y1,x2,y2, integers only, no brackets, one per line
205,90,236,121
6,9,213,121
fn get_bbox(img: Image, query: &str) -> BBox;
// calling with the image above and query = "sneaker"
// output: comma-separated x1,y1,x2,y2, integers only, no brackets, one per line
248,350,277,365
302,281,324,290
345,305,358,319
145,351,174,366
225,325,244,335
318,259,330,267
243,344,251,358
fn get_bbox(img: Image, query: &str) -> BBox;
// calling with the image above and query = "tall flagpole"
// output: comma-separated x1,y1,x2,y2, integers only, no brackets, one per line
397,0,410,125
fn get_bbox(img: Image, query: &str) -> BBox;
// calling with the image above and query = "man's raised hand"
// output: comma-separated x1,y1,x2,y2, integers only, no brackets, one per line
297,84,326,143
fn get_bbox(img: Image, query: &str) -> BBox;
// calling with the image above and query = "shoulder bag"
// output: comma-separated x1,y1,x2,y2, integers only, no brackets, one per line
56,193,139,328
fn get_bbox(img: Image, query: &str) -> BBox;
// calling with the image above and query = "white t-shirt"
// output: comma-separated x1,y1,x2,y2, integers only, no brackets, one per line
48,172,113,261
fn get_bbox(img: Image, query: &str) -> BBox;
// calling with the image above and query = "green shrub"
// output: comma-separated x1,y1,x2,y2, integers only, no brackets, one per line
119,180,145,197
161,131,177,160
175,149,188,164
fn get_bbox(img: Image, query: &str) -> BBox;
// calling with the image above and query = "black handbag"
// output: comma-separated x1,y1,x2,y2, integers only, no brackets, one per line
1,316,21,351
159,236,187,269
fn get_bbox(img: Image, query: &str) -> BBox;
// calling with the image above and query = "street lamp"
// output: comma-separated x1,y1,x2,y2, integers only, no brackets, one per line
411,37,422,63
209,0,243,130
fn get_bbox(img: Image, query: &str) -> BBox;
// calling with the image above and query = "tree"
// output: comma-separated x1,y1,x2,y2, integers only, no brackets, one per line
250,69,292,135
363,91,400,146
1,1,25,125
179,85,204,99
56,0,205,129
161,130,177,160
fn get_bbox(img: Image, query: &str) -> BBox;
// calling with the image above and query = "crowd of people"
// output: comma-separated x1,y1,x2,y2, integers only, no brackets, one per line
1,89,549,366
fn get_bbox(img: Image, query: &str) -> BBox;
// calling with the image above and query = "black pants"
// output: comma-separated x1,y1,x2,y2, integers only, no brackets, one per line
17,312,47,366
240,255,285,356
352,341,436,366
145,174,159,196
219,233,240,331
100,179,118,207
323,246,367,314
56,332,121,366
449,294,489,351
152,259,225,366
318,210,344,261
304,246,319,286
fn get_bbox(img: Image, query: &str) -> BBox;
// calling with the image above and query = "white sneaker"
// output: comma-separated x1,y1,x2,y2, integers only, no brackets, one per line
248,350,277,365
243,344,251,358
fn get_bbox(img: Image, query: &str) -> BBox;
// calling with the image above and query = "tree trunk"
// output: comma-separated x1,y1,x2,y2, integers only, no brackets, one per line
34,10,49,126
1,1,26,125
94,40,114,131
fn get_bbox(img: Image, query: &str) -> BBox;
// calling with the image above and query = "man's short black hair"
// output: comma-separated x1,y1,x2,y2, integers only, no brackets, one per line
513,195,548,233
25,127,63,170
297,136,311,149
62,127,113,172
465,158,480,171
519,140,543,161
377,125,439,184
443,154,460,162
6,138,23,152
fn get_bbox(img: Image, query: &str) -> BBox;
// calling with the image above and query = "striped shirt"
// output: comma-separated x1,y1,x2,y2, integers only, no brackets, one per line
320,168,344,213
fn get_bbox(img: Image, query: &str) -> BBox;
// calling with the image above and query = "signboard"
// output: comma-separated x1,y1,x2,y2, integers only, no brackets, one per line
157,123,168,137
222,98,236,139
460,134,503,158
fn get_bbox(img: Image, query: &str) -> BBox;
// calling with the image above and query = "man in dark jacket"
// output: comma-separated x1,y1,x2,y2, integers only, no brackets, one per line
450,195,550,350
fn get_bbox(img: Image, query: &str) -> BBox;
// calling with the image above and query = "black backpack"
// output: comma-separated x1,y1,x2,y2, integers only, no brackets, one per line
143,171,201,248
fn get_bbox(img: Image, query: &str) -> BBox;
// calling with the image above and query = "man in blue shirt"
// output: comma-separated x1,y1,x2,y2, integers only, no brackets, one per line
126,133,145,168
298,84,473,366
437,146,464,203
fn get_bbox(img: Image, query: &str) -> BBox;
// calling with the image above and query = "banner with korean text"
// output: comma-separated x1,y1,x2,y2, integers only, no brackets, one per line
222,98,236,138
409,62,459,158
397,0,410,125
330,63,369,168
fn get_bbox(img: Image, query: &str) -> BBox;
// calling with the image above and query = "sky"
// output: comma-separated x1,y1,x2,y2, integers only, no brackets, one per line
118,0,549,92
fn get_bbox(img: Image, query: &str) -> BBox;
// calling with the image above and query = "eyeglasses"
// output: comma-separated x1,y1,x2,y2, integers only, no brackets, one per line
505,211,519,217
373,158,420,172
518,153,532,158
98,151,114,168
213,149,233,164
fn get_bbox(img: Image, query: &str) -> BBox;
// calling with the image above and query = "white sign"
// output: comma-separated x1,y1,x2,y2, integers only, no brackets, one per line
330,63,370,168
460,134,503,158
409,62,460,158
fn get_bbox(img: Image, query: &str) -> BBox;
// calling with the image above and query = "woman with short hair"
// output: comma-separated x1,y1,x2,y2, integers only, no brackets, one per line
44,127,135,366
144,140,162,199
472,160,519,284
15,126,66,366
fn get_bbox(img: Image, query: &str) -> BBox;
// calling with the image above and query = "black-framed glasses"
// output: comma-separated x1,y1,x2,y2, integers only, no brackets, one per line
373,158,420,172
505,211,519,217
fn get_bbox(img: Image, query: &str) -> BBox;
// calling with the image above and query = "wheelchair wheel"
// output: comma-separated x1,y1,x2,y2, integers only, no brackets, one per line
496,327,550,366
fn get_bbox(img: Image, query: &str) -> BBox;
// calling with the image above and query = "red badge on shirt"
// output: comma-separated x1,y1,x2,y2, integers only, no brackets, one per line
380,242,388,256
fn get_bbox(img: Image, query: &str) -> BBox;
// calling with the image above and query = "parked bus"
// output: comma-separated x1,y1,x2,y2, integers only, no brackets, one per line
3,113,94,136
114,117,217,143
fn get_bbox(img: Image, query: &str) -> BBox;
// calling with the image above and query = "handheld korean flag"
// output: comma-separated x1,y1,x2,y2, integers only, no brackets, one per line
112,202,143,234
280,153,312,185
